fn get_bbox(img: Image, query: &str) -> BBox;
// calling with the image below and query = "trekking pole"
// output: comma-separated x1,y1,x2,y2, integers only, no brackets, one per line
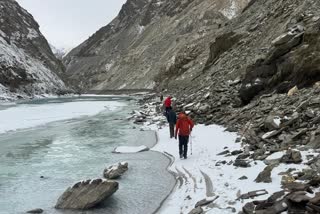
190,134,193,155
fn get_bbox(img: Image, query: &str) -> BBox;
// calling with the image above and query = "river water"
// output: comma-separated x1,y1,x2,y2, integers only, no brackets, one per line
0,96,175,214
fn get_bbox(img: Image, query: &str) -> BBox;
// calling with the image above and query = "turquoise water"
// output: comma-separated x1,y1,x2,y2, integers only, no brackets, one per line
0,96,175,214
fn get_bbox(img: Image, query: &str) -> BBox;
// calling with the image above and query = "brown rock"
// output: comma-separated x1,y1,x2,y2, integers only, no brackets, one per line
55,179,119,210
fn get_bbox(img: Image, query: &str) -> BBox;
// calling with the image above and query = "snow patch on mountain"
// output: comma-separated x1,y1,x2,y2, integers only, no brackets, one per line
0,36,66,101
0,0,68,101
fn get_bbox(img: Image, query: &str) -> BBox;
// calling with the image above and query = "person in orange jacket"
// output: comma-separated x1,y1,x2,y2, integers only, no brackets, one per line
175,111,194,159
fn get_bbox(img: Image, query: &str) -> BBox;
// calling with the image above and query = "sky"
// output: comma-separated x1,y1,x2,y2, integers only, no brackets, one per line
16,0,127,50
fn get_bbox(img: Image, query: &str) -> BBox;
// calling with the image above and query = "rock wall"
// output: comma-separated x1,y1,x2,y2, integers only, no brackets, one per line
0,0,67,100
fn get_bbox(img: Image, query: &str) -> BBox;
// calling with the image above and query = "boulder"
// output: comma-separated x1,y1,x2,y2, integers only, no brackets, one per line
55,179,118,210
103,162,129,179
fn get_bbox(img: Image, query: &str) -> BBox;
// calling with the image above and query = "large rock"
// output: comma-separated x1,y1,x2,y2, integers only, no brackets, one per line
103,162,129,179
55,179,118,210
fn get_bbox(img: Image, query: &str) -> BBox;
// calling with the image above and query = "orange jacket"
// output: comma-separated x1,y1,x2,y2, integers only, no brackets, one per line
175,113,194,137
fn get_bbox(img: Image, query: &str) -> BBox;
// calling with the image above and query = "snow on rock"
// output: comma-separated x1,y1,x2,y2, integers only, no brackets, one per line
220,0,251,20
113,145,150,153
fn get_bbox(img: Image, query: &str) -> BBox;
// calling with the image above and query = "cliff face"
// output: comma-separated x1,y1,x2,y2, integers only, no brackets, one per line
0,0,67,100
64,0,249,91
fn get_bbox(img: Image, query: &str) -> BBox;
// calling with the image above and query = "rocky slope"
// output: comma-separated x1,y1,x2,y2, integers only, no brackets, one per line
162,0,320,213
64,0,249,91
0,0,67,101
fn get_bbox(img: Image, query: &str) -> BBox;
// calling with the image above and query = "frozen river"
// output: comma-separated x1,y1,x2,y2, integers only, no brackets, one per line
0,96,175,214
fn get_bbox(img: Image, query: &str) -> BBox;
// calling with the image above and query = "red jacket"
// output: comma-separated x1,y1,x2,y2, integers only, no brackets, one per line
175,113,194,137
164,97,172,108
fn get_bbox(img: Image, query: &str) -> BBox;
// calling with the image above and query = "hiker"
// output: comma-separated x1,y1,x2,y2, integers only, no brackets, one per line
167,108,177,138
164,96,172,115
160,92,164,102
175,111,194,159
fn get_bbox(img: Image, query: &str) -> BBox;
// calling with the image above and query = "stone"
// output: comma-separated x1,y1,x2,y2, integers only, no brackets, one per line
215,160,227,166
308,176,320,187
282,182,312,193
242,202,255,213
255,165,275,183
238,189,268,200
287,86,299,96
188,206,203,214
233,159,251,168
195,196,219,208
55,179,119,210
281,175,296,186
198,103,211,114
236,153,250,160
231,150,243,155
217,150,229,155
239,176,248,180
103,162,129,179
26,208,43,213
310,193,320,205
287,191,311,203
264,115,280,131
280,149,302,164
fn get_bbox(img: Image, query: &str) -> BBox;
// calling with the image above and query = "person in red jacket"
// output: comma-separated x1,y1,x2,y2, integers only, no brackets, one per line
175,112,194,159
163,96,172,118
164,96,172,109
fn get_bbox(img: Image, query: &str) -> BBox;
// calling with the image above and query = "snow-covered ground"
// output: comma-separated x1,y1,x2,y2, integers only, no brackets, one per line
0,100,125,134
148,124,316,213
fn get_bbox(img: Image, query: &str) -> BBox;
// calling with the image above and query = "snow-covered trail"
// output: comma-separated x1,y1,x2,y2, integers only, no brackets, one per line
152,125,240,213
150,124,315,214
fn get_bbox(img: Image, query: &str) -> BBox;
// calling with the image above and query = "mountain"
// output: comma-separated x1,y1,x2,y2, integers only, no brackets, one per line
50,44,72,60
64,0,320,116
63,0,250,91
0,0,67,100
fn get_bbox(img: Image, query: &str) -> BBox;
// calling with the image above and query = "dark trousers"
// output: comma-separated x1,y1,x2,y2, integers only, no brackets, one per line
169,123,175,138
179,135,189,158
